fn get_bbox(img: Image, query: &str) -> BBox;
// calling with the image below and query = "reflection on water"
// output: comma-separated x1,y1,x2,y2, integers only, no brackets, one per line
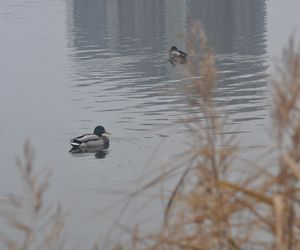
70,148,109,159
189,1,267,55
94,150,109,159
188,1,268,123
69,144,109,159
66,0,267,135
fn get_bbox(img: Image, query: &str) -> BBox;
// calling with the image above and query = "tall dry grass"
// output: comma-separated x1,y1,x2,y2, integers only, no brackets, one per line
128,25,300,250
0,141,66,250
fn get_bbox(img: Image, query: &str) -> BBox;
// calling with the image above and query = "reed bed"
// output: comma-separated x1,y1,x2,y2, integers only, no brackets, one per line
127,25,300,250
0,141,66,250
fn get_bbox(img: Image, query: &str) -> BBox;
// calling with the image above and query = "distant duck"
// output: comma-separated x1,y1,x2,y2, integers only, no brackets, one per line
69,126,110,152
169,46,187,64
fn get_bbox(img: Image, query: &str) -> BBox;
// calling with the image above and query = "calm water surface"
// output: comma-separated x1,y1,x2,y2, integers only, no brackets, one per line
1,0,300,247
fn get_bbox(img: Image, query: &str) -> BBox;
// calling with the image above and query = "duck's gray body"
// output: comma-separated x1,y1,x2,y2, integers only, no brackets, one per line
71,134,109,148
69,126,109,152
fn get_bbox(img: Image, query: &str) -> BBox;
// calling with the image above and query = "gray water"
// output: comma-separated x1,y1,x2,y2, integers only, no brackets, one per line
1,0,300,247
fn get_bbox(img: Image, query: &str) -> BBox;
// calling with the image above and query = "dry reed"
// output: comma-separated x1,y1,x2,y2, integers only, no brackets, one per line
0,141,66,250
128,25,300,250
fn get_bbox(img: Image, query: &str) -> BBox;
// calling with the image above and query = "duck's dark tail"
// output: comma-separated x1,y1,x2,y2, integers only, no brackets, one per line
181,51,187,57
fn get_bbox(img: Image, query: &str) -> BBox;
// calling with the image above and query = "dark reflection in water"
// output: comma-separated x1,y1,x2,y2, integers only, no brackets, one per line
94,150,109,159
188,1,267,55
70,148,109,159
187,0,268,122
69,145,109,159
66,0,267,134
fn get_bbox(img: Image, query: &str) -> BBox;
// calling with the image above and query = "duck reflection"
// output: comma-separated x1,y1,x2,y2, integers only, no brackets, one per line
69,144,109,159
95,149,109,159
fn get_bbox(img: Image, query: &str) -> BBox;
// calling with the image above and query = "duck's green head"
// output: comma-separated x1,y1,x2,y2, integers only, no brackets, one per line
94,126,106,136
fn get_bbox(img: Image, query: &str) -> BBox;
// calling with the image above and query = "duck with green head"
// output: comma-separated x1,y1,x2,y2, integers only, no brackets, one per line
69,126,110,152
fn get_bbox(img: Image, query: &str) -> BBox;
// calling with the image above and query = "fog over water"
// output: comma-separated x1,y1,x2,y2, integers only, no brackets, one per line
1,0,300,246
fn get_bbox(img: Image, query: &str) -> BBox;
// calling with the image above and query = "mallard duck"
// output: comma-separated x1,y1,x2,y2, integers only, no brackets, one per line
69,126,110,152
169,46,187,64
